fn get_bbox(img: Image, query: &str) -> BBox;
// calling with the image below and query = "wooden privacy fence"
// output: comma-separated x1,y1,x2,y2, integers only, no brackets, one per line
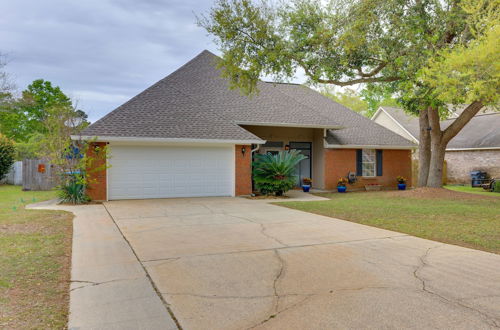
22,159,57,191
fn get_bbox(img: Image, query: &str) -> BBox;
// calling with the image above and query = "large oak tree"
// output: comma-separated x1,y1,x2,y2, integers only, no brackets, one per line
200,0,499,187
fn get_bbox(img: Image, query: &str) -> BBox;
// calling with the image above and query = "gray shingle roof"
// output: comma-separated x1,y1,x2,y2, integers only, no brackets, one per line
269,85,416,147
379,106,500,149
445,113,500,149
82,50,415,147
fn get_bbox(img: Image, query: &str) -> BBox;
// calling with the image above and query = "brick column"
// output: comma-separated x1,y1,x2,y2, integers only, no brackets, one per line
235,145,252,195
86,142,107,201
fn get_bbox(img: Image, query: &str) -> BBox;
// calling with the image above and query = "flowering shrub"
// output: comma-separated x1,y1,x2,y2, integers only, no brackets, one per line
396,176,407,184
337,178,348,187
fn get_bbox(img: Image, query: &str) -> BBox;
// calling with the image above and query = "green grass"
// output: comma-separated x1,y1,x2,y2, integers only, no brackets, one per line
445,185,500,197
277,190,500,254
0,185,73,329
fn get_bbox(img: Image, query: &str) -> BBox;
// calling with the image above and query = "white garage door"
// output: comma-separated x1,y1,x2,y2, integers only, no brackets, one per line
108,145,234,200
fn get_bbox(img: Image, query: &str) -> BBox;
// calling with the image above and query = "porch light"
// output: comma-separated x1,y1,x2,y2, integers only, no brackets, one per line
241,146,246,155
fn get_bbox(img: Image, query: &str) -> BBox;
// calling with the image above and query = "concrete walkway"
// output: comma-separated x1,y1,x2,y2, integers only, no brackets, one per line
28,201,178,330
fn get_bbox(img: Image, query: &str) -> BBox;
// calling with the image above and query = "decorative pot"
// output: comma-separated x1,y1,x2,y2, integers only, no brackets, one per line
398,183,407,190
302,185,311,192
337,186,347,193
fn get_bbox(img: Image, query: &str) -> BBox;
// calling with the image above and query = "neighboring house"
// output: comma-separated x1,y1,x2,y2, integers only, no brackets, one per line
372,106,500,184
76,51,414,201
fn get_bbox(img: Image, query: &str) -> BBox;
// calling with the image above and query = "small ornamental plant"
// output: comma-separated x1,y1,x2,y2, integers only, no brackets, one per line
337,178,348,187
396,176,407,184
302,177,312,185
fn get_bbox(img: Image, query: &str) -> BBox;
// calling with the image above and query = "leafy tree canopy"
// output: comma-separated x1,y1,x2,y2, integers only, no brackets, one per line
0,79,88,142
200,0,468,95
420,3,499,109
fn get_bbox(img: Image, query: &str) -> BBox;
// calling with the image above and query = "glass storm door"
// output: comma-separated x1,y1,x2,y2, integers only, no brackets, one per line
289,142,312,186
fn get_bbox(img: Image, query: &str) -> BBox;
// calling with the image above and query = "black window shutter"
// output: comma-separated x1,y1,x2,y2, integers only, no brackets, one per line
376,150,383,176
356,149,363,176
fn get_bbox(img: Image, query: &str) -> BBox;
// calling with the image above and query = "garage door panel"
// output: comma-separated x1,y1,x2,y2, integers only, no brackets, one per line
108,145,234,200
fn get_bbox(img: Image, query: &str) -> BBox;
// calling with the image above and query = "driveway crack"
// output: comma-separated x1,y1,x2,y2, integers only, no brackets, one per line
413,246,500,328
69,278,141,291
229,214,288,247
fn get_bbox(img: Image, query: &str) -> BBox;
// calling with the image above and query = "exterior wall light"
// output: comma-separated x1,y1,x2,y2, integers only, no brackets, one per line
241,146,246,156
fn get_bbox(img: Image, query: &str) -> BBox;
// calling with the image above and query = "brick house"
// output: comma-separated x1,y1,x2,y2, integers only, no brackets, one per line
75,51,415,201
372,106,500,184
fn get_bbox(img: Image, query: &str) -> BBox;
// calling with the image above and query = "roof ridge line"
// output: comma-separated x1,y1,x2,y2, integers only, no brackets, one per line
265,84,343,126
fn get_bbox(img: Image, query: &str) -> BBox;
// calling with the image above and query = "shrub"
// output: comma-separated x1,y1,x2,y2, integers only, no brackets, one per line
253,150,305,196
58,174,90,204
0,134,15,181
493,180,500,193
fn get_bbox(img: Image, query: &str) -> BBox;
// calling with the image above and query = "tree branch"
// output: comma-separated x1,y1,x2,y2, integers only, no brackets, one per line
314,75,400,86
356,62,388,78
291,55,401,87
442,101,483,144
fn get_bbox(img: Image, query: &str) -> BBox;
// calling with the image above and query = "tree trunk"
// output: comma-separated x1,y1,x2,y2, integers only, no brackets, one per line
426,101,484,188
427,142,447,187
417,107,431,187
426,106,444,187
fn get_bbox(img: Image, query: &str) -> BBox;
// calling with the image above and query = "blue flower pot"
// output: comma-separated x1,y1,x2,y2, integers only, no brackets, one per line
302,185,311,192
337,186,347,193
398,183,407,190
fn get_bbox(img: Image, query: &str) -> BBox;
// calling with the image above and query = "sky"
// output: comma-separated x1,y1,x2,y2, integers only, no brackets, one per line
0,0,242,122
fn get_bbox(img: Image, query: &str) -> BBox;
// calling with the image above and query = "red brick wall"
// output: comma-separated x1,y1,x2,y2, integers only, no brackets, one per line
324,149,412,190
86,142,107,201
235,145,252,195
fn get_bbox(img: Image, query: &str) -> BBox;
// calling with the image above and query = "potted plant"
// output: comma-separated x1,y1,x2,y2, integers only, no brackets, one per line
337,178,348,193
302,177,312,192
396,176,407,190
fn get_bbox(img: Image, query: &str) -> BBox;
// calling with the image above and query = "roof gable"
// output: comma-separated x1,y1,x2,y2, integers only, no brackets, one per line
376,106,500,149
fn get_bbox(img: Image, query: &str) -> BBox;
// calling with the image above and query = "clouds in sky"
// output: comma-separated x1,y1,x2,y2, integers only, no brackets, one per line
1,0,221,121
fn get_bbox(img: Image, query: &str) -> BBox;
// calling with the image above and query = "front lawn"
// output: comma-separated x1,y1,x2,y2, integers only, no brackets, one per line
0,185,73,329
445,184,500,197
277,188,500,254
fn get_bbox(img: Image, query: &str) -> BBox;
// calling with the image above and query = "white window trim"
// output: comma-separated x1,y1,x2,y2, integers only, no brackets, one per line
362,149,377,178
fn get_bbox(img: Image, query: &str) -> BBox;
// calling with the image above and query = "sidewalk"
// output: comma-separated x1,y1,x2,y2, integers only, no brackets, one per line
28,200,178,330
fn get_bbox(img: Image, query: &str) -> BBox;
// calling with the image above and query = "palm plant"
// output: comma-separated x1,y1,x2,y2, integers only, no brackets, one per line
253,150,306,196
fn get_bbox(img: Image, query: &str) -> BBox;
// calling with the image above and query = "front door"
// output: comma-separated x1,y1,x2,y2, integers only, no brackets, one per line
289,142,312,186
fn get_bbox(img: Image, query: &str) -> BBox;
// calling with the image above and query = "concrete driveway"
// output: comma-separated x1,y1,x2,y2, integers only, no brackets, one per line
103,197,500,330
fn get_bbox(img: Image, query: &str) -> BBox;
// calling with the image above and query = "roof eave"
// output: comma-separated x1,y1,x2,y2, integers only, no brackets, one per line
325,143,417,150
71,135,266,145
446,146,500,151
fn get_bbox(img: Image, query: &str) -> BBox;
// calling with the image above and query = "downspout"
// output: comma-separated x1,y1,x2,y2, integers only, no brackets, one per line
251,144,260,154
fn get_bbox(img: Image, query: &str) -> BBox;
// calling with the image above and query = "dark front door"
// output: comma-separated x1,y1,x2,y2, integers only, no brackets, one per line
289,142,312,186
